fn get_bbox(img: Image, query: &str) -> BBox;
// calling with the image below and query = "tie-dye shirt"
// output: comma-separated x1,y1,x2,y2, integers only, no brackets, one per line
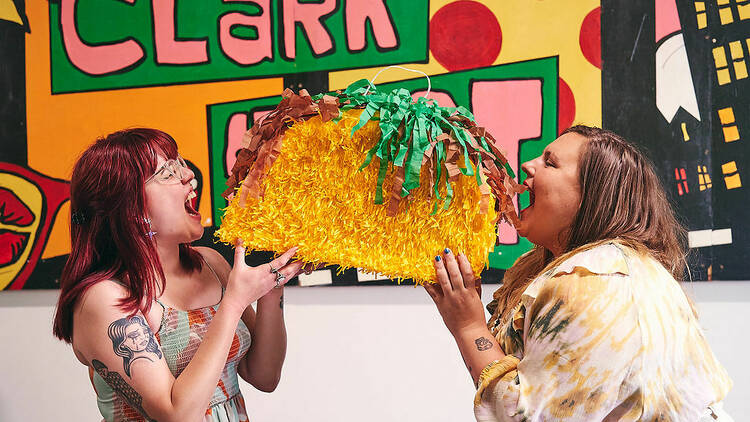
475,242,732,421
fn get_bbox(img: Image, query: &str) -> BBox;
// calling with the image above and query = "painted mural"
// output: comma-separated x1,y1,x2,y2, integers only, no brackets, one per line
0,0,603,289
603,0,750,280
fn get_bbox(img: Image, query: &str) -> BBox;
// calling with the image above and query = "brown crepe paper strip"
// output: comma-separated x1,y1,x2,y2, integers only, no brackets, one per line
223,88,526,227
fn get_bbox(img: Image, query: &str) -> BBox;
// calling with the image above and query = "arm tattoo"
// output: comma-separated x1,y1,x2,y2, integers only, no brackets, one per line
280,294,284,310
107,315,162,377
92,359,157,422
475,336,493,351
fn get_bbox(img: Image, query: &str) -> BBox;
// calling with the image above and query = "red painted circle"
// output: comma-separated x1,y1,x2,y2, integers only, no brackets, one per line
579,7,601,69
429,1,502,72
558,77,576,134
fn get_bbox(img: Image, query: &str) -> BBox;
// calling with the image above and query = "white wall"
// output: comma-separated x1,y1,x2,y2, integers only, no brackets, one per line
0,283,747,421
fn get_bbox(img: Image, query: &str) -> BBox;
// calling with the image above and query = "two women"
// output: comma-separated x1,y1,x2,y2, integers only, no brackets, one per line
427,126,733,421
53,129,304,421
55,125,732,421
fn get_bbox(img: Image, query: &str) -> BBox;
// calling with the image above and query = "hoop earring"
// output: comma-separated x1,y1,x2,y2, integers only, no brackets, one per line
144,217,157,240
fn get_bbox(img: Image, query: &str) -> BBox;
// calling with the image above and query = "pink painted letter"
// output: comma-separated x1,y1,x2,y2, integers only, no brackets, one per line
219,0,272,65
345,0,397,51
60,0,144,75
153,0,208,64
471,80,542,244
282,0,336,59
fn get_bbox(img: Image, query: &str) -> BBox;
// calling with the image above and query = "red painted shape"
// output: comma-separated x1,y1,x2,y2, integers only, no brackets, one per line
471,80,542,245
0,163,70,290
579,7,601,69
674,168,688,195
557,77,576,134
0,188,35,226
429,1,501,71
0,231,29,267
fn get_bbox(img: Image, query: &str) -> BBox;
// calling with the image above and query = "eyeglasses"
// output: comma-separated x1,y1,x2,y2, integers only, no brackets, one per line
145,156,189,184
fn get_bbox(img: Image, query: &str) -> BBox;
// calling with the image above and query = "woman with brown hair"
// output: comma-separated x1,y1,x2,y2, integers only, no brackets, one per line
425,126,733,421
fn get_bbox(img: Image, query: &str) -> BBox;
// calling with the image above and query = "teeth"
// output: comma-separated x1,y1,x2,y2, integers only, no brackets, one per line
187,191,196,201
189,179,198,190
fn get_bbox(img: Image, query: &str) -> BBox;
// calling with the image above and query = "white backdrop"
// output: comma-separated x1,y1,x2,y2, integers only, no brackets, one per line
0,283,747,421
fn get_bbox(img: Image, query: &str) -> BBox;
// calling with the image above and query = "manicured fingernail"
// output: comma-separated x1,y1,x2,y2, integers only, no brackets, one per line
435,255,442,262
444,248,451,254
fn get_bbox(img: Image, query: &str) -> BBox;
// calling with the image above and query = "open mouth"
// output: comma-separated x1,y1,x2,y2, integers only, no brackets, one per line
185,191,200,217
521,183,534,212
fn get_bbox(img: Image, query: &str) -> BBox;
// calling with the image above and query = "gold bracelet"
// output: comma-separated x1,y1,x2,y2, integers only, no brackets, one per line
476,359,501,388
474,356,520,406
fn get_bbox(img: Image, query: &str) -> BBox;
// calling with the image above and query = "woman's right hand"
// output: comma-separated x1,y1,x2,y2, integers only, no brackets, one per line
223,242,304,311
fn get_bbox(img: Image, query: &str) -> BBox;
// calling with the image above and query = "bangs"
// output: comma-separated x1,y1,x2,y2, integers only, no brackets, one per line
111,128,179,183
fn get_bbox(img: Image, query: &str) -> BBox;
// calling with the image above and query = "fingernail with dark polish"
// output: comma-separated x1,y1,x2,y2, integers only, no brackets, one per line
444,248,451,254
435,255,442,262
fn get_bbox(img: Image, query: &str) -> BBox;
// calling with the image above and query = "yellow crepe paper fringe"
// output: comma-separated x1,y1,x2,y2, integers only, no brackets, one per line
216,110,498,284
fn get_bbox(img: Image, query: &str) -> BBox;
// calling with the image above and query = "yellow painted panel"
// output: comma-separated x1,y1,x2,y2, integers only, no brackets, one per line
717,0,730,6
729,41,744,58
0,0,22,25
725,173,742,189
697,13,708,28
717,68,732,84
734,60,749,79
738,3,750,19
722,161,738,174
695,2,706,12
331,0,603,128
682,122,690,141
713,47,728,67
723,126,740,142
718,107,736,124
719,6,734,24
24,1,284,258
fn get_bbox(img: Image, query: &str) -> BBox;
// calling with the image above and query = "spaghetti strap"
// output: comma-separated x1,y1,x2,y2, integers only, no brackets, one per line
201,254,226,299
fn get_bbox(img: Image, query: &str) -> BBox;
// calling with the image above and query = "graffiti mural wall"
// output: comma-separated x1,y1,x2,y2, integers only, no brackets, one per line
603,0,750,280
1,0,603,289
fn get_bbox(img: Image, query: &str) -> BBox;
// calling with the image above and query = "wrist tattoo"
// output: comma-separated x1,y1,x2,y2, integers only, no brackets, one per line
475,336,493,351
280,294,284,309
92,359,157,422
108,315,162,377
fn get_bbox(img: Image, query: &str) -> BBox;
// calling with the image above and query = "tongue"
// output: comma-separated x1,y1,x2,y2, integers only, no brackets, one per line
185,198,199,216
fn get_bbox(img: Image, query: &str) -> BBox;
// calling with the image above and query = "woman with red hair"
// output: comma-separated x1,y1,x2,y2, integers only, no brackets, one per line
53,128,303,421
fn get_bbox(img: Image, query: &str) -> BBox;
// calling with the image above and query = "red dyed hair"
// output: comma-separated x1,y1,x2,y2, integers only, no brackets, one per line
53,128,202,343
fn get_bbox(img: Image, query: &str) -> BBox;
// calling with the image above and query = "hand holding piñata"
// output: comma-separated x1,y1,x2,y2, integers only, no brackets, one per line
217,80,525,284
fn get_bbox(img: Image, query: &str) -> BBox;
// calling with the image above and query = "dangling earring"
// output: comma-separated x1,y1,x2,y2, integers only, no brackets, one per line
144,217,157,240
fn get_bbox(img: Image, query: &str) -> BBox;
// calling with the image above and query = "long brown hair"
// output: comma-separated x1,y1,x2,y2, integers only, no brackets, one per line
490,125,687,321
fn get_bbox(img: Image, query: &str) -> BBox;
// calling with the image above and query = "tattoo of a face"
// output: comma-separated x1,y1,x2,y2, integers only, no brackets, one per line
92,359,157,422
108,315,162,377
475,336,493,351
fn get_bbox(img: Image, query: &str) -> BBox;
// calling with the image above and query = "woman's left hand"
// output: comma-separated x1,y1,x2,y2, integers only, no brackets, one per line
424,249,487,337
